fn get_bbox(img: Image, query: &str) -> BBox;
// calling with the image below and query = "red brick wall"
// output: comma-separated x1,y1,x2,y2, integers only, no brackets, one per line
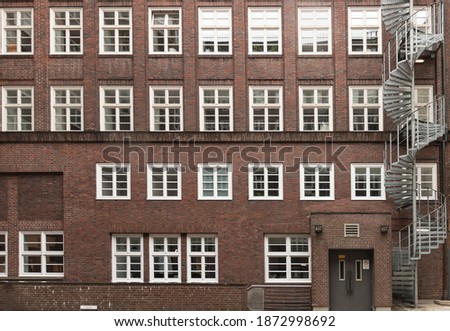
0,283,247,311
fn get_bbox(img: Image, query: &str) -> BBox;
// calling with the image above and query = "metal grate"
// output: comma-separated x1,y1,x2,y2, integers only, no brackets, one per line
344,223,360,237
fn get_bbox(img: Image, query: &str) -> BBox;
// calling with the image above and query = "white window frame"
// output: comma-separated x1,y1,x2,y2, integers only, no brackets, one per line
298,7,332,55
351,164,385,200
299,86,333,131
300,164,335,200
112,235,143,283
0,232,7,277
198,8,232,55
187,235,218,283
348,7,381,55
147,163,182,200
349,86,383,131
2,87,34,132
50,8,83,55
149,8,182,54
197,163,233,200
100,86,133,131
200,86,233,131
249,86,283,131
416,163,437,200
1,8,33,54
19,231,64,277
248,7,282,55
99,7,132,54
96,163,131,200
51,86,83,131
149,235,181,283
265,235,311,283
415,86,434,122
248,163,283,200
150,86,183,131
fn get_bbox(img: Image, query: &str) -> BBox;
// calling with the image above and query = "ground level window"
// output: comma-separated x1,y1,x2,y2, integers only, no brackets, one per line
112,235,143,282
187,235,218,283
265,235,311,283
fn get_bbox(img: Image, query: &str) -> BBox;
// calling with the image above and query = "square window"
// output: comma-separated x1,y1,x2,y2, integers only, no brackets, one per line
96,164,131,199
300,164,334,200
198,164,232,200
147,164,182,200
351,164,385,200
2,87,34,131
249,164,283,200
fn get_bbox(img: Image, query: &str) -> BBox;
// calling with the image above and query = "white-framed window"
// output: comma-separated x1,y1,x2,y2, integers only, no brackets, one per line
300,164,334,200
250,87,283,131
348,8,381,54
349,86,383,131
112,235,143,283
147,164,182,200
415,86,433,122
298,8,332,54
187,235,218,283
149,235,181,283
299,86,333,131
198,164,232,200
150,87,183,131
50,8,82,54
20,232,64,277
351,164,385,200
0,232,6,277
265,235,311,283
51,87,83,131
99,8,132,54
416,163,437,200
2,87,33,131
248,163,283,200
96,164,131,200
199,8,232,54
200,86,233,131
1,8,33,54
248,8,282,54
100,86,133,131
149,8,181,54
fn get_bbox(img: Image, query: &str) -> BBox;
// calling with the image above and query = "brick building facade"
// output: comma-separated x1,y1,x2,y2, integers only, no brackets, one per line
0,0,448,310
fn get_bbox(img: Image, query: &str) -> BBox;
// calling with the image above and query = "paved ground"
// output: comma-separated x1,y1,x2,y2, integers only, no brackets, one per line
392,300,450,311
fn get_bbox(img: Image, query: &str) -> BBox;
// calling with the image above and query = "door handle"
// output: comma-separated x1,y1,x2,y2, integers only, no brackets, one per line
347,271,353,292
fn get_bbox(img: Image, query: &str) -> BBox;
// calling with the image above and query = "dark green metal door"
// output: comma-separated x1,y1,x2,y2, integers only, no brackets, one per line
329,250,373,311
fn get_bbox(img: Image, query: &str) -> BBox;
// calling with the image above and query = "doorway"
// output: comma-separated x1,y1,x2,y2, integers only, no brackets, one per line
329,250,373,311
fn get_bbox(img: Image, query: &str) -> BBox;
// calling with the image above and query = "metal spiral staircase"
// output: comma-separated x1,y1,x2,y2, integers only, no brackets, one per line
381,1,447,304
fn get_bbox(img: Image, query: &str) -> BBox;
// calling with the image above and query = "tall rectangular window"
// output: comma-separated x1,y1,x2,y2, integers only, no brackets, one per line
51,87,83,131
96,164,131,200
100,87,133,131
112,235,143,282
199,8,232,54
99,8,132,54
1,9,33,54
348,8,381,54
2,87,33,131
187,235,218,283
265,235,311,283
150,87,183,131
20,232,64,277
299,87,333,131
0,232,6,277
416,163,437,200
147,164,182,200
149,8,181,54
351,164,385,200
250,87,283,131
50,8,82,54
300,164,334,200
298,8,331,54
249,164,283,200
200,87,233,131
149,236,181,283
198,164,232,200
248,8,281,54
415,86,433,122
350,87,383,131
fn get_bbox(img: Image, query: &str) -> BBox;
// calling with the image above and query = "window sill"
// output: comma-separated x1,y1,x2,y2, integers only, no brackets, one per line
248,54,283,59
348,54,382,58
198,54,233,59
298,54,333,58
148,53,183,58
49,54,84,59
